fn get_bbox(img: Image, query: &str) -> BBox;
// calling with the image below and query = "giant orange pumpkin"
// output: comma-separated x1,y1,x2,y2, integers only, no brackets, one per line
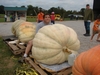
72,45,100,75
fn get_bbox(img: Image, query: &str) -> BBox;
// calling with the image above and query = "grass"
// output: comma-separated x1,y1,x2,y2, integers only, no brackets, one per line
0,14,72,22
26,17,37,22
0,37,22,75
0,14,37,22
0,36,39,75
0,18,5,22
0,14,5,22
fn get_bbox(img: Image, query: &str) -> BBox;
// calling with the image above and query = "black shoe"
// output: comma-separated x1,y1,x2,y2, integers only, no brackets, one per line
84,34,90,36
18,57,25,63
83,33,86,36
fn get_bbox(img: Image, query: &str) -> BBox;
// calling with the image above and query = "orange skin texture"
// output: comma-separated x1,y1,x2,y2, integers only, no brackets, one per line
72,45,100,75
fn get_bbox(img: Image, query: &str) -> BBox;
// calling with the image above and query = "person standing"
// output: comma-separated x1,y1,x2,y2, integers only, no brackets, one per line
75,15,78,20
18,14,20,20
10,14,13,22
51,12,55,24
83,4,94,36
37,10,44,23
12,14,16,22
4,14,7,22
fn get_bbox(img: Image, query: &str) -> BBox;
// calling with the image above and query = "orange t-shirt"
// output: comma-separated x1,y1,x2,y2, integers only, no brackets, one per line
93,20,100,31
37,12,44,21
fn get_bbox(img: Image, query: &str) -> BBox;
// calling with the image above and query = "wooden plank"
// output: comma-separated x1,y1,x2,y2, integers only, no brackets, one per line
16,43,26,49
13,49,25,55
25,57,48,75
4,41,25,55
6,41,19,51
34,59,72,74
26,57,72,75
54,67,72,75
2,36,26,55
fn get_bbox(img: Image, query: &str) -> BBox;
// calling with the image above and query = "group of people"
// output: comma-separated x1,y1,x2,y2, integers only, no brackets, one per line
4,14,20,22
19,4,100,62
37,10,55,24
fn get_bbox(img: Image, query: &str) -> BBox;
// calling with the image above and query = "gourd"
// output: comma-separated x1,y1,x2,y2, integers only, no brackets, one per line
32,24,80,65
12,20,36,43
72,45,100,75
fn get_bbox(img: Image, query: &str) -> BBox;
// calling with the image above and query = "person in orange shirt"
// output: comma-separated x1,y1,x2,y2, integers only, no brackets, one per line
91,14,100,42
37,10,44,23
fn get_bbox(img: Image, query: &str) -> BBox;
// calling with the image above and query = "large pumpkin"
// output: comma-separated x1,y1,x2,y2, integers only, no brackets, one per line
72,45,100,75
12,20,36,43
12,20,25,35
32,24,80,65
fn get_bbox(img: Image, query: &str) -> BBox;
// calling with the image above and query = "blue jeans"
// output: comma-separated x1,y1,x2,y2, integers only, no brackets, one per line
84,21,91,34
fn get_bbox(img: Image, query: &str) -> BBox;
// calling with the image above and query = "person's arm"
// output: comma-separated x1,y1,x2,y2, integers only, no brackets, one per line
36,23,43,33
37,14,39,22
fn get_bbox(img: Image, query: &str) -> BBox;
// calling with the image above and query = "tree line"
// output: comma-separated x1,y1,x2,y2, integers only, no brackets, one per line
0,5,85,18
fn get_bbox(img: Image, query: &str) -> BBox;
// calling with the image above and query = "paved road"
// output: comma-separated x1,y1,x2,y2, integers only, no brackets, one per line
0,21,99,53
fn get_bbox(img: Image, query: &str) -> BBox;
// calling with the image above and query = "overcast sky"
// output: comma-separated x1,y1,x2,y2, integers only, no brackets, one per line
1,0,93,11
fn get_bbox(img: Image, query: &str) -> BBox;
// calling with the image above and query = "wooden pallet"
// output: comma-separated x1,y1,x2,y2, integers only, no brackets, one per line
2,35,26,55
2,35,72,75
25,57,72,75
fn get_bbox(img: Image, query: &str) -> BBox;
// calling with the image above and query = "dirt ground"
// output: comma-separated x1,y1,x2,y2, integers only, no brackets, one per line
0,20,99,53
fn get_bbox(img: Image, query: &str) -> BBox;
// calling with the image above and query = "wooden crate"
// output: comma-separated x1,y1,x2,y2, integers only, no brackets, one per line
2,35,26,55
25,57,72,75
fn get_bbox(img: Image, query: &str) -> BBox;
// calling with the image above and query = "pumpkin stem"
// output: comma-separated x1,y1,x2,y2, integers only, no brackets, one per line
63,46,72,54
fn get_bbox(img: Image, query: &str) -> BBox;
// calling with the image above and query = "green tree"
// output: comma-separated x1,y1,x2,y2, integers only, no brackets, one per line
27,5,45,16
48,6,66,18
26,4,84,19
80,8,85,16
21,5,26,8
27,5,34,16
